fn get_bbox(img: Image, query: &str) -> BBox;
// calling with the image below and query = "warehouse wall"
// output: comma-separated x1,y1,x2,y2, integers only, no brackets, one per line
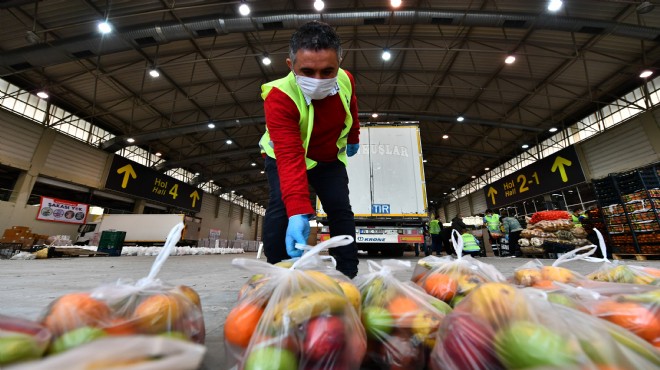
0,201,80,239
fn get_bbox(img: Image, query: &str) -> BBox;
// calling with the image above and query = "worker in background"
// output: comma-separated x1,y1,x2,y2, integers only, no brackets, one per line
501,212,523,257
259,21,360,278
571,207,588,227
459,228,481,257
483,209,501,246
429,215,442,256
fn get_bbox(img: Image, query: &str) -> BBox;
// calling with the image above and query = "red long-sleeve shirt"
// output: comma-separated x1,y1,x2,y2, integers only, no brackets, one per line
264,70,360,217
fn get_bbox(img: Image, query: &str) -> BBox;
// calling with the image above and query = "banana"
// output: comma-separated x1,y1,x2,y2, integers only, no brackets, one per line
272,291,348,328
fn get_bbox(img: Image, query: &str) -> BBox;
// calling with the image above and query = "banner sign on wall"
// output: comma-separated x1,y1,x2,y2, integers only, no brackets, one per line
36,196,89,224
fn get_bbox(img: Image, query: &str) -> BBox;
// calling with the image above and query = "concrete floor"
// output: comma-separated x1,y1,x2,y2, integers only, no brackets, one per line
1,252,659,369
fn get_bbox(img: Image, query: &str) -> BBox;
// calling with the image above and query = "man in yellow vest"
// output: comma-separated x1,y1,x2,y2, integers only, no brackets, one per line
483,209,501,247
259,21,361,278
429,215,442,256
460,228,482,257
571,207,587,227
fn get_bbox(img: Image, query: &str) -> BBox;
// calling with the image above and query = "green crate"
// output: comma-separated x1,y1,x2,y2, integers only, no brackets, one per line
97,231,126,256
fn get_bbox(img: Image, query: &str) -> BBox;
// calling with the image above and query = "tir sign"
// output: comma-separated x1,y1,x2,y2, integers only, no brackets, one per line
372,204,391,214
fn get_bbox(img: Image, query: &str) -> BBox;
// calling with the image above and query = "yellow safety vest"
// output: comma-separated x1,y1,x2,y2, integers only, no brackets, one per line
462,233,480,252
259,69,353,169
485,214,501,233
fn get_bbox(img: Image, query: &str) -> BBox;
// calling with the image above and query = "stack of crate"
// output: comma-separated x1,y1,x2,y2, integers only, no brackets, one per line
0,226,49,249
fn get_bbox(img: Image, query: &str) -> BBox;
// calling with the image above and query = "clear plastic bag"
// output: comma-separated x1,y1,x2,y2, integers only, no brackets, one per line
0,315,51,366
412,230,505,307
226,236,366,370
37,223,205,357
355,260,449,369
430,283,660,370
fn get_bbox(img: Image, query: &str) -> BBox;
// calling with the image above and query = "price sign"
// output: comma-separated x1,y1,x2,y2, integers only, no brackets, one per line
104,155,202,212
483,146,585,207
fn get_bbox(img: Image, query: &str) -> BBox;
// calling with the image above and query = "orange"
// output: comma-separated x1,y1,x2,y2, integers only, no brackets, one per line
133,294,182,333
643,267,660,278
387,296,419,319
422,273,458,301
224,302,264,348
43,292,112,335
594,301,660,342
532,279,557,290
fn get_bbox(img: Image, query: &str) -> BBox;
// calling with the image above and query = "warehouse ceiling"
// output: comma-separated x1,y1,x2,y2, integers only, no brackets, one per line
1,0,659,208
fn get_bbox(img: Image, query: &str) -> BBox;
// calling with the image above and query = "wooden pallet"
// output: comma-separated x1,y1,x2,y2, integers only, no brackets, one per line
612,253,659,261
50,247,108,258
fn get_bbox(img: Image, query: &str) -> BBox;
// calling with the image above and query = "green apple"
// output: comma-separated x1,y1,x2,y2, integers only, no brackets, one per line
428,297,453,315
450,294,466,308
50,326,107,354
547,293,578,309
244,346,298,370
362,306,394,339
494,321,578,369
0,334,43,365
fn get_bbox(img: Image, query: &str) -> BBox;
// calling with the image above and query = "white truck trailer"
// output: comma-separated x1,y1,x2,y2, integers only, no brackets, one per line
316,124,428,256
76,214,201,246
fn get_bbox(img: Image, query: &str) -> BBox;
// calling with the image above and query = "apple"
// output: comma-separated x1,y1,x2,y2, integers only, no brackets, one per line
440,313,503,370
379,334,424,370
494,321,579,369
302,315,346,362
362,306,394,339
49,326,107,354
0,334,44,365
160,331,189,341
244,346,298,370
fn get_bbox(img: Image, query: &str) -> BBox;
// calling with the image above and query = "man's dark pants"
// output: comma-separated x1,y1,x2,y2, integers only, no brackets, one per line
262,156,359,278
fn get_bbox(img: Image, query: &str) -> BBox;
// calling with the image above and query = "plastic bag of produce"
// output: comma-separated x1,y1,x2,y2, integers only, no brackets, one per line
412,231,505,307
7,335,205,370
429,282,660,370
355,260,449,369
586,230,660,285
0,315,51,366
37,223,206,358
226,235,366,370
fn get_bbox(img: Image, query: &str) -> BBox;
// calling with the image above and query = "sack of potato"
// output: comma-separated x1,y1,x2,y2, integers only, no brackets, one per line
412,231,505,307
37,223,206,357
355,260,449,370
225,235,366,370
429,282,660,370
0,315,51,367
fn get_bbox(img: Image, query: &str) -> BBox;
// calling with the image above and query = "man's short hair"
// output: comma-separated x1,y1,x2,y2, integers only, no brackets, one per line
485,209,493,214
289,21,342,64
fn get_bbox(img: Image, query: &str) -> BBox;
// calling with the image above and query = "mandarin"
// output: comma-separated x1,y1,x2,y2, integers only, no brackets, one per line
422,273,458,301
224,302,264,348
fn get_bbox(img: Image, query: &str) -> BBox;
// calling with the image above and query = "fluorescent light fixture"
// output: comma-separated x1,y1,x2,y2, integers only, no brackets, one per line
231,190,235,193
208,123,215,129
97,21,112,34
456,116,464,122
251,162,257,166
371,113,379,118
471,175,476,179
423,159,427,163
149,68,160,78
443,192,447,195
505,55,516,64
195,172,200,176
226,139,233,145
239,2,250,16
640,70,653,78
485,167,490,171
262,54,271,66
36,91,49,99
314,0,324,11
391,0,402,7
548,0,562,11
382,49,391,61
260,170,265,174
442,134,449,139
209,179,214,183
155,152,162,157
126,138,135,143
549,127,558,132
522,144,529,149
451,187,455,191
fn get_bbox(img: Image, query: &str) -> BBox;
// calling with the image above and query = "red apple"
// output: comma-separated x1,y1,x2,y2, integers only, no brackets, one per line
438,313,503,370
380,334,424,370
303,315,346,362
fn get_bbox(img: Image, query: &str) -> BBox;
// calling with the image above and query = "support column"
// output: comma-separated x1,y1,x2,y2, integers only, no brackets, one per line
8,129,57,208
132,199,146,214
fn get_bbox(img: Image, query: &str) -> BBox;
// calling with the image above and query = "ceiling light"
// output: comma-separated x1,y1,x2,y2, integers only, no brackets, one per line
226,139,233,145
262,54,271,66
505,55,516,64
485,167,490,171
36,91,49,99
126,138,135,143
155,152,162,157
423,159,427,163
209,179,214,183
547,0,562,12
442,134,449,139
522,144,529,149
238,2,250,16
471,175,476,179
195,172,200,176
314,0,324,11
382,49,391,61
208,123,215,129
443,192,447,195
640,70,653,78
260,170,265,174
391,0,402,7
149,68,160,78
372,113,379,118
549,127,558,133
636,1,654,14
451,187,455,191
97,21,112,34
231,190,235,193
456,116,464,122
251,162,257,166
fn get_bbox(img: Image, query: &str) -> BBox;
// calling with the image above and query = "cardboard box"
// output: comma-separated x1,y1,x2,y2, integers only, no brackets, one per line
11,226,30,232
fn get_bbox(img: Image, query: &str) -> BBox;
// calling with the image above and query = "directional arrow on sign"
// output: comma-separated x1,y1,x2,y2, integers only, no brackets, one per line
487,187,498,205
117,164,137,188
190,191,200,208
551,156,572,182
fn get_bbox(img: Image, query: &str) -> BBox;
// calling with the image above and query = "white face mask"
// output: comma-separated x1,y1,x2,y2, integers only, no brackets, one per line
295,74,338,100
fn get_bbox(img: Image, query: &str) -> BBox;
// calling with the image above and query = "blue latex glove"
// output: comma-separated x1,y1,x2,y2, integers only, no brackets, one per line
346,143,359,157
285,214,310,258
